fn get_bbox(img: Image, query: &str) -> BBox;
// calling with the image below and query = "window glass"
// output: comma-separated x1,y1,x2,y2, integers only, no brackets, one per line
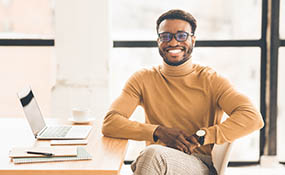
0,47,55,118
111,0,261,40
0,0,54,38
278,48,285,161
110,47,260,161
280,0,285,39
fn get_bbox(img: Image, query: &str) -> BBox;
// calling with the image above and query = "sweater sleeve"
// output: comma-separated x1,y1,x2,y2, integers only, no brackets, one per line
203,72,264,145
102,71,158,142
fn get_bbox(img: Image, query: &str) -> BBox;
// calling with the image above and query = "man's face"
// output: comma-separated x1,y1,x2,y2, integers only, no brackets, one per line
157,19,196,66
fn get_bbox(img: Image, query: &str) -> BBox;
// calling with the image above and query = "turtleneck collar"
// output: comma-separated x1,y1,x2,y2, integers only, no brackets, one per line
160,58,194,77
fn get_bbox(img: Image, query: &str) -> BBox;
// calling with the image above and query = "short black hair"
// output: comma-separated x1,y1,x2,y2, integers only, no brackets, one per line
156,9,197,35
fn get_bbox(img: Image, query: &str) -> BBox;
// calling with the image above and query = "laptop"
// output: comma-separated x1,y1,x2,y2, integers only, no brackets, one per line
17,86,92,140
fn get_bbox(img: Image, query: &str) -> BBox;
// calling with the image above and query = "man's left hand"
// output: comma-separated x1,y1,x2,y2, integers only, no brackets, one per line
186,135,201,151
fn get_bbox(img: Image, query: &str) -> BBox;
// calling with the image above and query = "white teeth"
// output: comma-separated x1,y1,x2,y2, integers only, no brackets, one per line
168,49,181,53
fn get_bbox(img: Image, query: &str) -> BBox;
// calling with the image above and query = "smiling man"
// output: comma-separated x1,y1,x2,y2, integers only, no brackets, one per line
102,9,264,175
157,18,195,66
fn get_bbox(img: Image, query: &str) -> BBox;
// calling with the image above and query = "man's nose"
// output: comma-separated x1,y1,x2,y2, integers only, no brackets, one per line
168,36,179,46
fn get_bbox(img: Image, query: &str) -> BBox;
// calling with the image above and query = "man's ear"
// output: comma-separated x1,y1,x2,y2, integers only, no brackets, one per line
192,36,196,47
157,38,160,44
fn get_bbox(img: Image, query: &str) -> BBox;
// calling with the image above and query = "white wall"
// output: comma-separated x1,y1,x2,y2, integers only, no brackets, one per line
52,0,111,120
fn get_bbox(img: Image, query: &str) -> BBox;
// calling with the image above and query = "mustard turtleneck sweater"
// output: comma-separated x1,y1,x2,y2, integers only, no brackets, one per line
102,59,264,155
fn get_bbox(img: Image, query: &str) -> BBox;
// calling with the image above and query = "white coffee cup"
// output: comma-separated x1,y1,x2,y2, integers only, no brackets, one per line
71,108,90,122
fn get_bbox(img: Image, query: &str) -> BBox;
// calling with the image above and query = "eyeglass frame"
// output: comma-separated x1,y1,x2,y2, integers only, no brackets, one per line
158,31,194,42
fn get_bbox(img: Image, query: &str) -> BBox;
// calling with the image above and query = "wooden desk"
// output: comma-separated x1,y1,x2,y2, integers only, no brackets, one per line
0,118,128,175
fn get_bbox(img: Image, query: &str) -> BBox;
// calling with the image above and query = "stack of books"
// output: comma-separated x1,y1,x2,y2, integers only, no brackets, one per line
9,146,92,164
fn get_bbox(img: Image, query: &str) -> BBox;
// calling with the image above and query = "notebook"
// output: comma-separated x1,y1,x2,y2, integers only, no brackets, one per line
17,86,92,140
12,147,92,164
50,140,88,146
9,146,77,158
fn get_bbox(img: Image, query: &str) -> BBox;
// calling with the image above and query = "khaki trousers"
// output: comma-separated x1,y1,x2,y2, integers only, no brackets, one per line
131,144,217,175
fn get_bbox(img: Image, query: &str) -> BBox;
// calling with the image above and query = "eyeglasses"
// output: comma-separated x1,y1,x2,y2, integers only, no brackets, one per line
158,31,193,42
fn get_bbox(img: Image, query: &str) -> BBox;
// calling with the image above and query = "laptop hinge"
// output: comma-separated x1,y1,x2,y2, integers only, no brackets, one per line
36,126,47,138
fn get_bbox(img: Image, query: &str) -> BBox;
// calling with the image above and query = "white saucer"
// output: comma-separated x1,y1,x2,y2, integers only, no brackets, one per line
68,117,95,123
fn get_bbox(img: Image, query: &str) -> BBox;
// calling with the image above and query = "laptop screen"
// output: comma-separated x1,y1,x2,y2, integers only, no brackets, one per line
17,87,46,137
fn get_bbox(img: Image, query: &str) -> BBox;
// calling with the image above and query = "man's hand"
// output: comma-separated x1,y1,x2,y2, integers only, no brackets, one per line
153,126,200,154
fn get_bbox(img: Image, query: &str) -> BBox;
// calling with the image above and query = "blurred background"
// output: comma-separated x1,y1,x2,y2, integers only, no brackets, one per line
0,0,284,166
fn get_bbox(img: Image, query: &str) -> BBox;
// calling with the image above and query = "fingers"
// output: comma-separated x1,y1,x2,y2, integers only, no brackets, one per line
172,132,199,155
188,135,200,147
175,143,185,153
187,136,201,153
175,136,200,155
177,135,192,154
156,126,200,154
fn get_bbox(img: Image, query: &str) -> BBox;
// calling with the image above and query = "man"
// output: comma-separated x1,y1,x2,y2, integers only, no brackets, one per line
102,9,264,175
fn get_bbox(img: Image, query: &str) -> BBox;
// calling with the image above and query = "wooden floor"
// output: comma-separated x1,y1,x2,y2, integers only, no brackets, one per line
120,164,285,175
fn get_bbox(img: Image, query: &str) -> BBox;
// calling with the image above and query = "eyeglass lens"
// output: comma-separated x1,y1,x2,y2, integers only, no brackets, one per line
159,32,189,42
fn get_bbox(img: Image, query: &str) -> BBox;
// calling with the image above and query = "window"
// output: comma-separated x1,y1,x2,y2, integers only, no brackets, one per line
278,48,285,161
112,0,261,40
280,0,285,39
0,47,54,117
0,0,55,118
0,0,54,37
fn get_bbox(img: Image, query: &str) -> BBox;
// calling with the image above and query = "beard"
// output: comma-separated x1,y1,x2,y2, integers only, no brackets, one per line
159,44,194,66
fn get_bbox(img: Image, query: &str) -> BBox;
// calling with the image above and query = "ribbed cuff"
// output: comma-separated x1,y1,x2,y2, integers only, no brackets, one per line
141,123,159,142
202,126,216,145
151,125,159,142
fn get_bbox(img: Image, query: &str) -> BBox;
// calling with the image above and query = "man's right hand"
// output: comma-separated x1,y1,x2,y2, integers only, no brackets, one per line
153,126,199,154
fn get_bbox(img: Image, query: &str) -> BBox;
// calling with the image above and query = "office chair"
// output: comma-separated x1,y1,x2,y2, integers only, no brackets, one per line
212,142,234,175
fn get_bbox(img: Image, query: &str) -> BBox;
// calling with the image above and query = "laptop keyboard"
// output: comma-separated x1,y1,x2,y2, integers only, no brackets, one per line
41,126,72,137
